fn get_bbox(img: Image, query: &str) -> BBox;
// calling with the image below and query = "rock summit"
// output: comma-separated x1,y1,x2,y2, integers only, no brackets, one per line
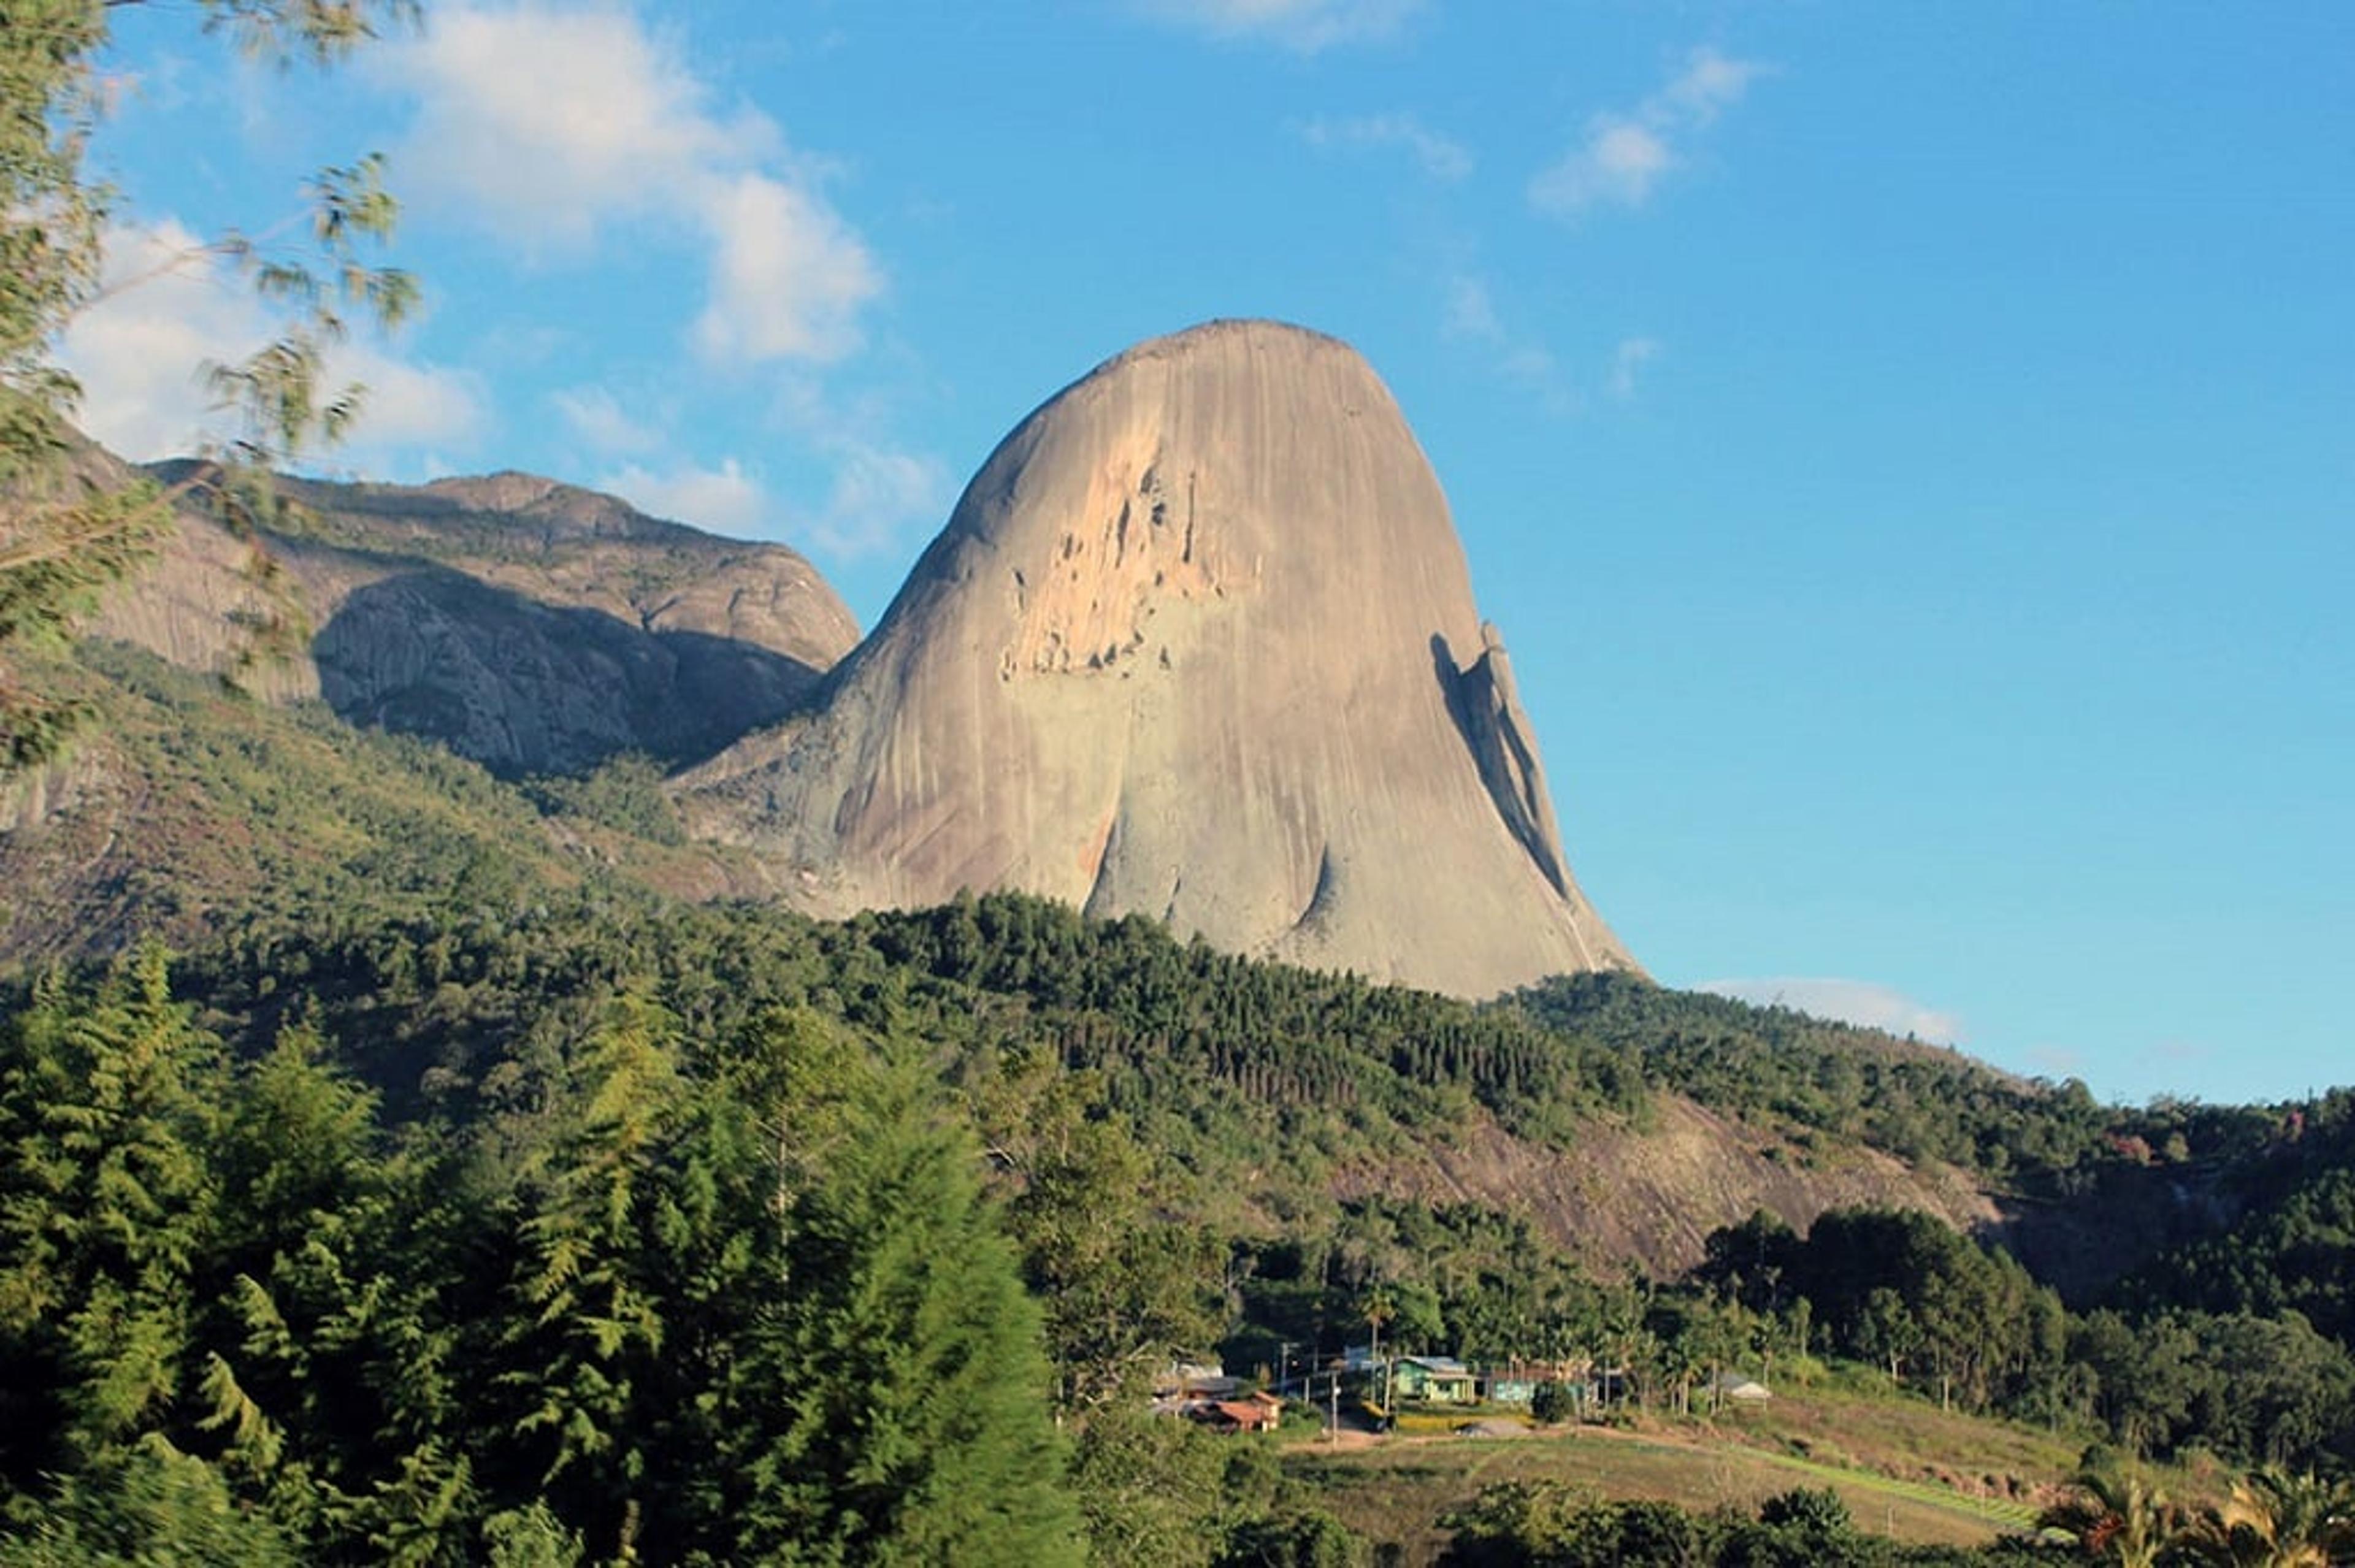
686,319,1637,996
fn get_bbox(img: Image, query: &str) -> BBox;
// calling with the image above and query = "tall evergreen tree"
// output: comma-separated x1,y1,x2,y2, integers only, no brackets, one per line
0,946,221,1491
489,993,689,1561
733,1047,1082,1567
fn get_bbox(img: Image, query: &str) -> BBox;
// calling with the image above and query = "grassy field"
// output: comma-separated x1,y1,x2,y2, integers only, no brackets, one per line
1285,1382,2087,1566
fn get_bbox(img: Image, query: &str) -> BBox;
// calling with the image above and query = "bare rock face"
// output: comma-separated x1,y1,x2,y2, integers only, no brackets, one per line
685,319,1637,996
91,465,860,776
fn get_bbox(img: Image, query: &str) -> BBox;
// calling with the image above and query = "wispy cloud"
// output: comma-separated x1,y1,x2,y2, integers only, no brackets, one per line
1138,0,1423,52
600,437,944,557
1697,977,1965,1046
1660,47,1767,126
1439,270,1575,413
1441,273,1503,342
601,457,770,535
691,173,878,364
2026,1045,2085,1079
800,438,949,557
1531,46,1770,217
582,362,948,558
1607,337,1660,400
383,4,938,561
552,384,662,458
1298,113,1471,180
57,218,484,474
383,2,879,366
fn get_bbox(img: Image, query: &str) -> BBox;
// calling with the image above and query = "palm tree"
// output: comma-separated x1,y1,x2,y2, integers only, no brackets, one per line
1363,1283,1396,1361
2175,1466,2355,1568
2037,1467,2177,1568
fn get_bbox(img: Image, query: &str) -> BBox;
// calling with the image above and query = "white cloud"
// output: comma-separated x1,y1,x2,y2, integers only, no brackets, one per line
341,345,488,453
1533,117,1674,212
602,438,946,557
1607,336,1660,400
1662,47,1769,126
56,218,483,467
384,2,878,365
373,6,927,549
1440,269,1576,414
602,457,770,535
384,2,763,249
1696,977,1965,1046
552,384,662,458
693,174,879,364
1443,273,1663,411
1498,343,1560,393
1299,113,1471,180
570,342,948,560
1441,273,1503,342
1139,0,1422,52
805,438,948,557
1530,45,1769,217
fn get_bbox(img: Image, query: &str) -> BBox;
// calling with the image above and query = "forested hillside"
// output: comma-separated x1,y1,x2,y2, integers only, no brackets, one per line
3,646,2353,1562
0,643,760,963
7,871,2354,1560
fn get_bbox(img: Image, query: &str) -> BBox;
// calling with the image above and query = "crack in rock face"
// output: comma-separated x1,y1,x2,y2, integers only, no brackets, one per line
1005,451,1230,679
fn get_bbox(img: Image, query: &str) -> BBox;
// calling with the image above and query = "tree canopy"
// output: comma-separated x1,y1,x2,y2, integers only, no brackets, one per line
1,0,418,771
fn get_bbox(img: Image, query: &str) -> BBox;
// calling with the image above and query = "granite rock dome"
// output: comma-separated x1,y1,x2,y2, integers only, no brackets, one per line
684,319,1637,996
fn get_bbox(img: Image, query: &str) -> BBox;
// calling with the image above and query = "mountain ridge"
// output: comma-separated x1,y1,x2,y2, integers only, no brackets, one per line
91,458,860,776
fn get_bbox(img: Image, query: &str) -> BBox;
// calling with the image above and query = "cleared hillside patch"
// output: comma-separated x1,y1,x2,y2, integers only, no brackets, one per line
1285,1396,2072,1567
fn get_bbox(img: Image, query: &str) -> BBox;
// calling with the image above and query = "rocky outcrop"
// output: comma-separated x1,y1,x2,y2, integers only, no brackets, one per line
88,464,860,776
684,319,1637,996
260,469,859,678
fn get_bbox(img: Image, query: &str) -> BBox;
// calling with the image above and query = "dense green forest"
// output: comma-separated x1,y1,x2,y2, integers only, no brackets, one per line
2113,1096,2355,1341
1515,974,2293,1194
3,630,2353,1564
6,878,2355,1561
0,938,1357,1563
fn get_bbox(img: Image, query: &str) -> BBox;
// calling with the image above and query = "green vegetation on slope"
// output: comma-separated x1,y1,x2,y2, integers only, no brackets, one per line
1,643,591,959
2113,1094,2355,1347
0,951,1084,1563
1517,974,2115,1188
7,881,2355,1561
8,635,2355,1561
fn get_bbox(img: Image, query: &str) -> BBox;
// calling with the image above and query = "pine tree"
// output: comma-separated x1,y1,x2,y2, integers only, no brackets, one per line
735,1050,1083,1567
492,993,687,1560
0,1440,302,1567
0,946,221,1488
196,1019,427,1551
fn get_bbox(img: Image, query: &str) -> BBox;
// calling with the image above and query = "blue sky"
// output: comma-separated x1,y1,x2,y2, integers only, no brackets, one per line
67,2,2354,1106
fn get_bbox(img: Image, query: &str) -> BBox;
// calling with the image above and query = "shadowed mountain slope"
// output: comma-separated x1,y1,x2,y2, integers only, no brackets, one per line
101,463,859,776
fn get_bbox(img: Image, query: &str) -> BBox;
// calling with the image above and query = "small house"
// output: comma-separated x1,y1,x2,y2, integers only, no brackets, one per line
1189,1398,1281,1434
1711,1372,1771,1405
1392,1356,1479,1405
1154,1361,1241,1401
1485,1375,1538,1407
